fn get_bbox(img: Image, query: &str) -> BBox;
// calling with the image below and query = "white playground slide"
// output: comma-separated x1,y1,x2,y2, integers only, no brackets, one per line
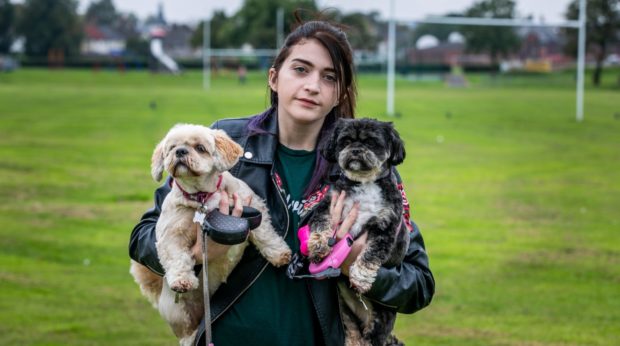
150,38,180,74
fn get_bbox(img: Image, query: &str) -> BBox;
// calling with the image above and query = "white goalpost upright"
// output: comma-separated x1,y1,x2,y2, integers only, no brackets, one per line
386,0,396,117
386,0,588,122
203,19,210,90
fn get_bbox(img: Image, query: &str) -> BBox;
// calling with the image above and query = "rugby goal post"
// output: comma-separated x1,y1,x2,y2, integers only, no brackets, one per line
385,0,587,122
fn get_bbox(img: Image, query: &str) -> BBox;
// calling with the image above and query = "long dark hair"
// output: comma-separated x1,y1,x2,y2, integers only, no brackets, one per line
248,13,357,196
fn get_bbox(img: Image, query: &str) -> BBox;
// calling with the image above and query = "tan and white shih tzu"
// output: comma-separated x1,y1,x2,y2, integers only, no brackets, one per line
130,124,292,346
307,118,410,346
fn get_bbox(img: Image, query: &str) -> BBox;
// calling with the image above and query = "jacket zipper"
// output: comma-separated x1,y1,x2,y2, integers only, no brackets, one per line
210,169,290,323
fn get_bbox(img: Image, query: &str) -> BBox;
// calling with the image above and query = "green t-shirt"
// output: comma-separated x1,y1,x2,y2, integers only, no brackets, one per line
212,144,322,346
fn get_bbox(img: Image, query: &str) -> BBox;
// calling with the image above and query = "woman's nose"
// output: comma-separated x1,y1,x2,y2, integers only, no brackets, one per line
304,74,321,93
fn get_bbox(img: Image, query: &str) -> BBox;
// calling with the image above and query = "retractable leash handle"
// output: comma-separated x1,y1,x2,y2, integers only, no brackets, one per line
309,233,354,277
298,225,354,279
297,225,311,257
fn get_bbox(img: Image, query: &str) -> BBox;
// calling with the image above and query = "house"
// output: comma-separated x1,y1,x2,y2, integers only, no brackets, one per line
407,40,492,67
81,23,126,56
516,26,572,70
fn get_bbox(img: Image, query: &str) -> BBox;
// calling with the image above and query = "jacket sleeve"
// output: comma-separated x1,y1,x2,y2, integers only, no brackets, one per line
364,171,435,314
128,179,172,276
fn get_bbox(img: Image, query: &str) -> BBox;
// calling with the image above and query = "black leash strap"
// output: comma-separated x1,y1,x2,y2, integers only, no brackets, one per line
201,230,212,346
199,205,262,346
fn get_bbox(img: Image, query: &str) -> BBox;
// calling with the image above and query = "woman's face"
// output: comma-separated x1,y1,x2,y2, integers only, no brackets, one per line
269,39,339,127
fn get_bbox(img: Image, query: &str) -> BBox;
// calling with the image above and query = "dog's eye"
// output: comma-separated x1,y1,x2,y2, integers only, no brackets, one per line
365,139,377,147
195,144,207,153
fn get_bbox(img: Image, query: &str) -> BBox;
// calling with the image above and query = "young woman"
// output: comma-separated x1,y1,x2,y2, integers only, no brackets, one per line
129,18,434,346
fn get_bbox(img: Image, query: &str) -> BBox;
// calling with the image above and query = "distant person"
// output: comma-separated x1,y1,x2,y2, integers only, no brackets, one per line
237,65,247,84
129,15,434,346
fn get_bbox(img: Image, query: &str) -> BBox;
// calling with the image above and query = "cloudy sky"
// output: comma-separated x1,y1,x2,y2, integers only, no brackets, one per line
70,0,573,25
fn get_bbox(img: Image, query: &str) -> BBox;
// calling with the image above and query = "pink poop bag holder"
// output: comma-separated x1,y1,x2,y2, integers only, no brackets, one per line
287,225,354,280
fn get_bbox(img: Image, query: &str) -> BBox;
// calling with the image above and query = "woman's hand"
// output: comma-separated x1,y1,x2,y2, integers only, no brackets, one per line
329,191,366,277
191,191,250,264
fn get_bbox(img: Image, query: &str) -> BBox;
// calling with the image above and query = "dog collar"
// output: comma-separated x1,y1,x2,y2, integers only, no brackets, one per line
175,175,223,205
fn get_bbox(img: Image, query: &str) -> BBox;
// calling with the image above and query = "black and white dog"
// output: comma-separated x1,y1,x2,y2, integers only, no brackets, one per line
307,118,410,346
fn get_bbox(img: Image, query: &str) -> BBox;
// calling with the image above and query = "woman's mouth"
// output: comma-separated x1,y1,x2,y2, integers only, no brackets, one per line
296,98,319,107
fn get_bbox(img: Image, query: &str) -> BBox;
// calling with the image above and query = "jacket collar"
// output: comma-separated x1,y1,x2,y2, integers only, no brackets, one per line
240,108,279,165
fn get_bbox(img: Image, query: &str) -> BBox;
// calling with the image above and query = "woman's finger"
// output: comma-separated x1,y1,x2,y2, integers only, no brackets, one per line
219,190,229,214
341,232,367,276
231,193,243,217
330,191,346,228
329,191,338,214
336,202,359,239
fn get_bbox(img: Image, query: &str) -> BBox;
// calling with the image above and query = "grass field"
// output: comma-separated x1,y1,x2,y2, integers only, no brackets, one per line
0,68,619,345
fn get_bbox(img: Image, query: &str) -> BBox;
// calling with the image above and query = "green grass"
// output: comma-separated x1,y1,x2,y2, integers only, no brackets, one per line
1,68,619,345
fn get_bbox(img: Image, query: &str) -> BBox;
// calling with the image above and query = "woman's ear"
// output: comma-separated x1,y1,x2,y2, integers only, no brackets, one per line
268,67,278,92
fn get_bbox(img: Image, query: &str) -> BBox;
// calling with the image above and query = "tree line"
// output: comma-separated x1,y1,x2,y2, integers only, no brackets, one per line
0,0,618,86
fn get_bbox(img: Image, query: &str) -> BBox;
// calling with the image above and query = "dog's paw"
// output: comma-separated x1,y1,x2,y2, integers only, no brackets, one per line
348,263,378,294
308,232,331,263
270,249,292,267
169,275,199,293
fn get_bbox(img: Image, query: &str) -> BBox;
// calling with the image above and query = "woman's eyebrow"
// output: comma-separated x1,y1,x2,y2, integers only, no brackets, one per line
291,58,335,72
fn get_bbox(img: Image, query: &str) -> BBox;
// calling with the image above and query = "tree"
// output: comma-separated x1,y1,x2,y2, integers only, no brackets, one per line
17,0,82,57
114,13,140,39
460,0,520,65
233,0,318,49
338,11,381,51
565,0,620,86
192,1,319,50
85,0,118,26
0,0,15,53
191,10,236,49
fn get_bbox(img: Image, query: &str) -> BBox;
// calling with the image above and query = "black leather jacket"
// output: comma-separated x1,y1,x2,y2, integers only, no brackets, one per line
129,110,435,345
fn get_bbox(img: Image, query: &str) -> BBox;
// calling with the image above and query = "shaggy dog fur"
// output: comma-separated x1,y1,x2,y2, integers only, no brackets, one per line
307,118,410,346
130,124,291,346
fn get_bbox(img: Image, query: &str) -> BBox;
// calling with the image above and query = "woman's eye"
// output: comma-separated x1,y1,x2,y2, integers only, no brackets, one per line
324,74,337,82
195,144,206,153
293,66,307,73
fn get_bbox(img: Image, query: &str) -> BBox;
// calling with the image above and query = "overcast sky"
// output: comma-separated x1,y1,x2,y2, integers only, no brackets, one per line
69,0,573,25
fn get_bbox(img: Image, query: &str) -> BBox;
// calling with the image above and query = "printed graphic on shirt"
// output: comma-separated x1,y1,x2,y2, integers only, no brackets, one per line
303,185,330,212
397,182,413,232
273,172,329,219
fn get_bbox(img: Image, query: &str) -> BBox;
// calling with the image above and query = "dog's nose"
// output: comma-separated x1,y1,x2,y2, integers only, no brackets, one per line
175,148,189,157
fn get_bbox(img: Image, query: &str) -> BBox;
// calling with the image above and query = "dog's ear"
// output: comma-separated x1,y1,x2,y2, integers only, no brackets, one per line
384,122,406,165
321,120,343,162
151,137,166,182
213,129,243,171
